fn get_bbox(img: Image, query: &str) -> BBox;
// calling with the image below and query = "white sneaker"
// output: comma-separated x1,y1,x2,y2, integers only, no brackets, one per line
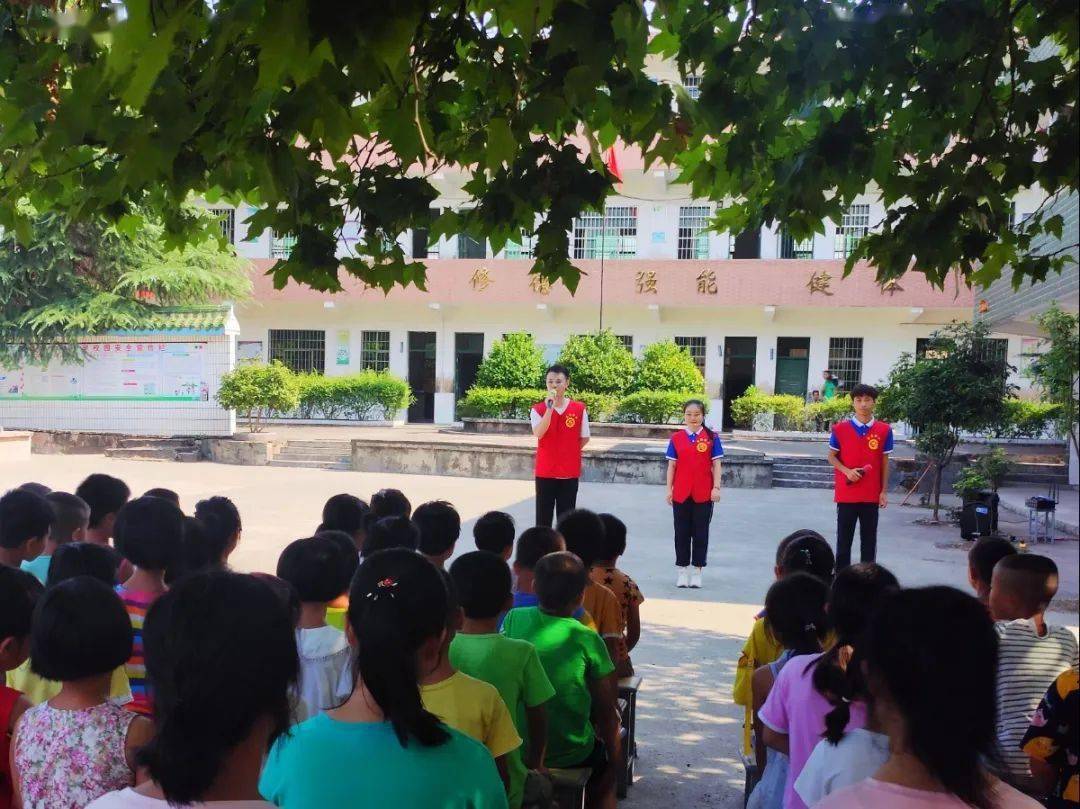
676,567,690,588
689,567,703,588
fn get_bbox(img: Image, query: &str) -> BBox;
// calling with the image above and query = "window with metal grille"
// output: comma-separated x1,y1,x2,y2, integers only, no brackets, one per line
828,337,863,390
361,330,391,371
682,74,702,100
209,207,235,243
457,234,486,259
505,234,535,259
271,231,296,259
677,206,710,259
268,329,325,374
915,337,1008,364
978,338,1009,364
834,204,870,258
572,206,638,258
616,335,633,353
675,336,707,373
779,230,814,259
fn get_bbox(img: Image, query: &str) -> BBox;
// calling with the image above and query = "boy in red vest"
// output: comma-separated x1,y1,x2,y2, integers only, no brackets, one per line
826,383,893,569
531,365,590,527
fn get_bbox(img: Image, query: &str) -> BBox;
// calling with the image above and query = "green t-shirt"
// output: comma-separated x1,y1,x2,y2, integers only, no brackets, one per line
450,633,555,808
823,378,838,399
259,713,508,809
501,607,614,768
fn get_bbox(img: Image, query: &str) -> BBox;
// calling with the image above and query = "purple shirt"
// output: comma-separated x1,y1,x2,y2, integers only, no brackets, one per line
758,652,868,809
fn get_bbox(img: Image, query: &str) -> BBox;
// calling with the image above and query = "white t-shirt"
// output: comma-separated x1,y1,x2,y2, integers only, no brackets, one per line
87,788,273,808
795,729,890,805
294,625,353,722
529,399,591,437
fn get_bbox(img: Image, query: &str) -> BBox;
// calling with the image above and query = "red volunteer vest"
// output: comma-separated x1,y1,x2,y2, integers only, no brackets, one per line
534,400,586,479
832,419,892,503
671,429,716,504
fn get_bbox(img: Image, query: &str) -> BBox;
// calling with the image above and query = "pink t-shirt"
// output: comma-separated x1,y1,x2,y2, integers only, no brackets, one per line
758,652,867,809
816,777,1042,809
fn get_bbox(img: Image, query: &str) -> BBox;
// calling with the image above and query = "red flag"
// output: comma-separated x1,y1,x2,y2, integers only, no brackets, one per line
606,146,622,183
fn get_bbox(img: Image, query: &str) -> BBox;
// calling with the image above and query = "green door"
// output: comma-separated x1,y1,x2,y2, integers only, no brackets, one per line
774,337,810,397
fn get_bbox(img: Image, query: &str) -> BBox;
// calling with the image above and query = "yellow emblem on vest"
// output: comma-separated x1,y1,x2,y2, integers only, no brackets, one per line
695,440,709,453
867,436,880,451
564,415,577,429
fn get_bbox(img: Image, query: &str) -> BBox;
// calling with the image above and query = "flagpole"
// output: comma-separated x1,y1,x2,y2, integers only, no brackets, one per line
599,246,605,331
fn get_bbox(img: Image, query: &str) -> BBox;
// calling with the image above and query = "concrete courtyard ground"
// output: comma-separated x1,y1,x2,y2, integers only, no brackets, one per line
2,454,1077,808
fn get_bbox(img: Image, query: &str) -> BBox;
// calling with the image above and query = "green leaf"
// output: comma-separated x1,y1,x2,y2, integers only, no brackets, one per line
485,117,515,170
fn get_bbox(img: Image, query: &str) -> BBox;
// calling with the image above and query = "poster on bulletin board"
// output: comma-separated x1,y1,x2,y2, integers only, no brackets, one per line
336,330,350,366
0,342,210,401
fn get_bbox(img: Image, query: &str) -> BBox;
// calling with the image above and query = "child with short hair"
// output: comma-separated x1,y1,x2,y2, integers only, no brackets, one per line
259,549,506,808
12,577,153,808
192,495,242,567
142,488,181,508
276,536,354,720
76,473,132,581
0,567,43,809
88,572,297,808
748,572,829,809
0,488,51,570
114,496,183,717
316,529,362,632
21,492,89,584
556,509,624,663
989,554,1079,787
594,513,644,678
968,536,1018,606
369,487,412,520
503,552,621,809
815,587,1040,809
413,500,462,569
362,515,420,557
507,527,590,626
759,563,899,809
321,493,369,555
449,551,555,809
421,567,521,795
474,511,516,560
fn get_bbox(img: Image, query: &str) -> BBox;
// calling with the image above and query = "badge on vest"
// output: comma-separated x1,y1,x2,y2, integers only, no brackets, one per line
564,415,577,428
695,440,709,453
867,436,880,451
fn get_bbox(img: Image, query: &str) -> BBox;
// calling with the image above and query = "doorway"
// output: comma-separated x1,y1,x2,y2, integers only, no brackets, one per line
774,337,811,397
407,332,437,423
722,337,757,430
454,333,484,408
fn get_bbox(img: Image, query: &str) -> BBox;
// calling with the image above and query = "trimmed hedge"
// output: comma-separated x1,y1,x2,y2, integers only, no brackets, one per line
291,371,413,421
557,331,636,395
615,391,693,424
216,362,300,432
457,387,546,420
575,391,619,422
474,332,545,389
729,386,808,430
631,340,705,394
995,399,1063,438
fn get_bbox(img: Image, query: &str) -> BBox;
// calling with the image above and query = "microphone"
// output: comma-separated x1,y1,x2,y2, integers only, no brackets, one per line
846,464,872,485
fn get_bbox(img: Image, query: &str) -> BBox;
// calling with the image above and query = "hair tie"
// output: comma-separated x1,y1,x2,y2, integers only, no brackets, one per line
804,621,817,631
365,576,399,601
841,697,852,704
802,548,813,564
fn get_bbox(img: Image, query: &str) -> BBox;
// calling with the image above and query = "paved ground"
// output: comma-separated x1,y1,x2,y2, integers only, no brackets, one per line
2,454,1077,808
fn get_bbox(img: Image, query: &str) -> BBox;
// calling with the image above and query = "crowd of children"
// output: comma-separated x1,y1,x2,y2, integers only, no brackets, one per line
738,531,1079,809
0,478,647,809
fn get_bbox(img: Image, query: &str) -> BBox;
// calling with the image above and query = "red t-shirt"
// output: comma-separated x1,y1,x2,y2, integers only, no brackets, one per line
534,400,586,479
668,429,722,503
829,418,894,503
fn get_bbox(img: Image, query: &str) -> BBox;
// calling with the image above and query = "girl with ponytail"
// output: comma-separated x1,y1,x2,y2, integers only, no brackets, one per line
88,571,297,808
259,549,507,809
759,563,898,809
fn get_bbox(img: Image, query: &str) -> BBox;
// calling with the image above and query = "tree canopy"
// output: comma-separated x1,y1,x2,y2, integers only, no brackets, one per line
0,0,1075,294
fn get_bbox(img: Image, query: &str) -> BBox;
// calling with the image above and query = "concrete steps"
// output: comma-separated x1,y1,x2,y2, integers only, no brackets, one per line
269,440,352,471
104,439,201,462
771,456,833,489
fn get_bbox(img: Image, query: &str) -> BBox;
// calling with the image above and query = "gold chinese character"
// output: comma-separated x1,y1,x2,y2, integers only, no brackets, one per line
696,269,718,295
635,270,658,294
470,267,493,291
880,278,904,295
806,270,834,296
529,275,551,295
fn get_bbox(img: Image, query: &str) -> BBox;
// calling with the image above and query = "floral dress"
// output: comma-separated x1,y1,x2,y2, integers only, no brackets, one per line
14,701,136,809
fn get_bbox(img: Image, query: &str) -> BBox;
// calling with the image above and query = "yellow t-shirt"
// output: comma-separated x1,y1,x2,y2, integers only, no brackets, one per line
582,582,623,640
7,660,132,706
734,616,783,756
421,671,522,760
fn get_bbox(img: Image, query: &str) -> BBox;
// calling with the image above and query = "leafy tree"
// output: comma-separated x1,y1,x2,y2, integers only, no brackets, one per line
0,1,1074,296
557,331,635,395
473,332,545,390
1029,303,1079,458
877,321,1015,520
0,209,250,366
215,361,300,432
632,340,705,394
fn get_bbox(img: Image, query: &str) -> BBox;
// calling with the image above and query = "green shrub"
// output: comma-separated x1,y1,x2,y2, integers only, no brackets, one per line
294,371,412,421
802,395,853,431
995,399,1064,438
216,362,300,432
557,331,635,395
729,386,771,428
953,466,991,498
474,332,545,389
973,447,1011,490
632,341,705,394
457,387,546,419
729,385,812,430
576,391,620,422
615,391,694,424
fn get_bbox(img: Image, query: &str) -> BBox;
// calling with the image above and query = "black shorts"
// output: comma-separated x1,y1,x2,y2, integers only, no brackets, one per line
566,737,609,782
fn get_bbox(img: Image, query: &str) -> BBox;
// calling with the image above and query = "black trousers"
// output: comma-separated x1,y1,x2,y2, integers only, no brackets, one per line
836,502,879,569
672,499,713,567
535,477,579,527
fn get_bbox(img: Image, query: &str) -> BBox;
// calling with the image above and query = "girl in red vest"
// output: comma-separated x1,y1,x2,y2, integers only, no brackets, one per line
531,364,590,527
665,400,723,589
